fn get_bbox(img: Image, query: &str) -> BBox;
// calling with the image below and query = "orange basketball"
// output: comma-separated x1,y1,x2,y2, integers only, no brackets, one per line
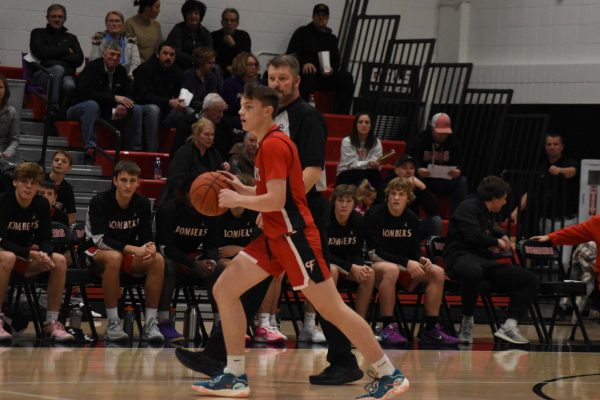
189,172,233,216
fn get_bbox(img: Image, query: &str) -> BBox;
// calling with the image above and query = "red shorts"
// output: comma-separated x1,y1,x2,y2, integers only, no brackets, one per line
397,270,414,291
85,247,135,275
13,246,39,275
239,224,330,290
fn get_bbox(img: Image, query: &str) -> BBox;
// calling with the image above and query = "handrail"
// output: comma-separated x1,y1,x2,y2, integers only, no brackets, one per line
95,118,121,168
29,62,55,168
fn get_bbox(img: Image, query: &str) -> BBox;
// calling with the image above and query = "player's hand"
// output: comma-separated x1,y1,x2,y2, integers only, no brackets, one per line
221,161,231,172
219,171,247,193
194,259,215,278
548,165,561,175
448,168,461,178
219,188,241,209
302,63,317,74
349,264,373,283
406,260,425,279
418,167,430,177
419,257,433,272
256,213,263,229
530,235,551,242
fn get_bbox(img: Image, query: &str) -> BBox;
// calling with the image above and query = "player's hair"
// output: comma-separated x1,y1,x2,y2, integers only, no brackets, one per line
13,162,44,183
113,160,141,178
331,184,357,206
0,74,10,108
231,52,259,77
105,10,125,24
47,4,67,18
40,180,57,192
384,177,415,203
192,47,216,69
181,0,207,20
242,83,279,117
349,112,376,151
52,150,73,165
267,54,300,77
477,175,510,201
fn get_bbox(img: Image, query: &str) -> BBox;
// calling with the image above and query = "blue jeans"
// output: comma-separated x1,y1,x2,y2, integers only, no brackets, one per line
32,65,76,111
141,105,187,152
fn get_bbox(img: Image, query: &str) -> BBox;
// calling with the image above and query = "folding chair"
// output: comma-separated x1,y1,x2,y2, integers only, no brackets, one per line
518,239,591,345
425,236,458,336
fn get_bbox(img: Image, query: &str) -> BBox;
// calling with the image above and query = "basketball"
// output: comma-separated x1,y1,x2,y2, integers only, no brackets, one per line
189,172,233,216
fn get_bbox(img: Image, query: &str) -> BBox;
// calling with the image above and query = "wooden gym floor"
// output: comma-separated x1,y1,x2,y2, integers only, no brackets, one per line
1,321,600,399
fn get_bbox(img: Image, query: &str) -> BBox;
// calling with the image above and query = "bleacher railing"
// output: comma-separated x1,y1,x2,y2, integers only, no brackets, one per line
338,0,369,66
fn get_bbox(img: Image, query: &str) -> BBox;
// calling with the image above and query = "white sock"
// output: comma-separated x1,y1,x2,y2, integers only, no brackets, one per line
304,312,316,329
145,308,158,322
269,314,278,327
462,315,474,324
158,311,170,322
258,313,270,328
371,354,395,378
45,311,59,323
504,318,517,329
106,307,119,321
224,355,245,376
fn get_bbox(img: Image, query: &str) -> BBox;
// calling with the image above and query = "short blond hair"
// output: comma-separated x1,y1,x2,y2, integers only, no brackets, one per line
191,117,215,138
105,10,124,24
384,177,415,203
13,162,44,183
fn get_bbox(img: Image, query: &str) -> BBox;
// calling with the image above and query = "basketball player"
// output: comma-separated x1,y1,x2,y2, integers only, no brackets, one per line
84,160,165,342
0,162,73,341
191,84,408,399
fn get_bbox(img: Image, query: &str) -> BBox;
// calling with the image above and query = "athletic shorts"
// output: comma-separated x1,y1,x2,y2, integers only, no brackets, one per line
85,247,135,275
239,224,330,290
13,246,40,275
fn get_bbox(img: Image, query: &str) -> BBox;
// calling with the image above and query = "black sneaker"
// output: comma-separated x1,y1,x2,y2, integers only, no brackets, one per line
309,363,364,385
174,348,225,377
83,148,96,165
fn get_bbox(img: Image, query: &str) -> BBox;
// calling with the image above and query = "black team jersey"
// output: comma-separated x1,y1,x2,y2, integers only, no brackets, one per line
0,192,52,259
51,207,69,227
364,203,420,267
214,209,258,249
156,199,218,269
327,210,366,274
85,188,153,251
46,172,76,215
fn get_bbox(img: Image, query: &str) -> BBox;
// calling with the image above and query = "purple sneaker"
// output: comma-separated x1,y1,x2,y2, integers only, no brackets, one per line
158,320,184,342
421,323,460,345
380,323,408,345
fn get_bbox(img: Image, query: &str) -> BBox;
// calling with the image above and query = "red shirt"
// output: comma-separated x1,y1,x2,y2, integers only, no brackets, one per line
255,126,314,238
549,215,600,288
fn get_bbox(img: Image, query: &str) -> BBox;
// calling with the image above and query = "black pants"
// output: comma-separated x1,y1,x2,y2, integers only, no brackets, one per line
203,191,356,367
423,176,468,212
299,71,354,115
447,253,540,321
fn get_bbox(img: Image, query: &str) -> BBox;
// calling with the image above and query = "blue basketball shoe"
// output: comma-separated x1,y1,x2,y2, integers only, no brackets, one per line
356,369,410,399
192,372,250,398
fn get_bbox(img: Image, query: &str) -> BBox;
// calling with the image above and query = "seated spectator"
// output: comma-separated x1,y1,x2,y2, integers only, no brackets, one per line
366,177,459,345
381,154,442,241
90,10,141,80
162,118,230,204
84,160,165,342
327,184,374,319
0,74,19,160
124,0,162,63
133,42,184,152
0,162,73,341
67,42,143,158
229,132,257,176
354,179,377,215
38,180,69,227
183,47,218,112
29,4,83,114
155,177,218,342
223,52,260,116
336,112,382,188
409,112,468,212
211,8,252,78
286,3,354,114
167,0,212,70
444,176,540,345
46,150,76,225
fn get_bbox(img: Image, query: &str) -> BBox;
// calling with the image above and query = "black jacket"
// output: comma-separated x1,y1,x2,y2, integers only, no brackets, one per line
409,129,463,171
29,25,84,76
167,21,213,70
286,22,341,70
133,56,183,112
211,29,251,71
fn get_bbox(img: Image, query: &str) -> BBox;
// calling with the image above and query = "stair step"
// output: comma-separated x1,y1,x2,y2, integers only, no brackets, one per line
21,135,68,147
21,120,45,135
21,109,34,120
18,147,84,164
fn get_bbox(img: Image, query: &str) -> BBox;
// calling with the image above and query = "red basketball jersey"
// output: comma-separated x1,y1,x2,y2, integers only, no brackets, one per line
255,126,315,238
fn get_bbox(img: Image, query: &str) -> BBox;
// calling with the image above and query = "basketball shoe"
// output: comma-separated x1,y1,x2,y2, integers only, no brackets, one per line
298,323,326,343
253,325,287,343
44,320,74,342
158,320,184,342
105,317,129,341
494,325,529,345
458,318,474,344
420,323,460,345
356,369,410,399
192,372,250,398
142,317,165,342
380,323,407,345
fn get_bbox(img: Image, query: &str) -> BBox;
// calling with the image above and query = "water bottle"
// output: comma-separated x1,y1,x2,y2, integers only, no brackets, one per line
308,94,316,108
69,304,82,329
123,304,135,338
153,157,162,180
183,305,199,342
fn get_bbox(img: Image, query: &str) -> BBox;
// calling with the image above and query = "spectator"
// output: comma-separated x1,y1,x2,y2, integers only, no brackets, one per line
38,180,69,227
354,179,377,215
286,3,354,114
46,150,76,225
327,184,374,319
0,162,73,341
29,3,83,114
167,0,212,70
223,52,260,116
228,132,258,176
366,177,459,345
133,42,184,152
124,0,162,63
381,154,442,241
336,112,382,188
90,10,141,80
0,74,19,160
67,43,144,160
409,112,468,212
444,176,540,345
84,160,165,342
211,8,252,78
183,47,218,112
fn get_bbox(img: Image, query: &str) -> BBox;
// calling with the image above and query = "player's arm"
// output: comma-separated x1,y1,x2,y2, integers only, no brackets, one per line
219,179,286,212
303,166,322,194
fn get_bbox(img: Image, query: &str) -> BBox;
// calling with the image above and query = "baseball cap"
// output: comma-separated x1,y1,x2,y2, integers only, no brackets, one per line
395,154,416,167
430,112,452,134
313,4,330,16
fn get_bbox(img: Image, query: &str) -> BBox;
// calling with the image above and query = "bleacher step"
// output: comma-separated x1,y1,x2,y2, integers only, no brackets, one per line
21,135,68,147
19,148,84,164
21,120,45,135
